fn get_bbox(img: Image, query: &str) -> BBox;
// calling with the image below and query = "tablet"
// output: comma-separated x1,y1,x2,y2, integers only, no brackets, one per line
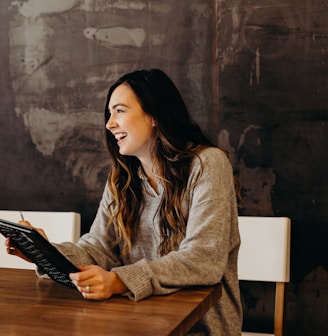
0,218,79,288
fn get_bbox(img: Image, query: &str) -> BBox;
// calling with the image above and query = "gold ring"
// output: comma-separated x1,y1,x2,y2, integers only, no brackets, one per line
85,285,90,293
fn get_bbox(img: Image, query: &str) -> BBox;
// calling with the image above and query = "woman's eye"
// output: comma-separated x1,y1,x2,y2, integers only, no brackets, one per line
117,109,124,113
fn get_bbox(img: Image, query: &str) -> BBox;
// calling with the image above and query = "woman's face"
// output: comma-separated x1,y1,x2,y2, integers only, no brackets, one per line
106,84,156,163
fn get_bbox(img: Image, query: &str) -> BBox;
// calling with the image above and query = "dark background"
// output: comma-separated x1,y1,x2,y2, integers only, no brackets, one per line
0,1,327,335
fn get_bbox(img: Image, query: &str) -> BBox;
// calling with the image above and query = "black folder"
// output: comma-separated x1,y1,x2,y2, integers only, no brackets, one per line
0,218,79,288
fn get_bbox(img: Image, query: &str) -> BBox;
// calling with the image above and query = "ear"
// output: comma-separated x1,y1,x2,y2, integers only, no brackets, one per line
152,118,157,127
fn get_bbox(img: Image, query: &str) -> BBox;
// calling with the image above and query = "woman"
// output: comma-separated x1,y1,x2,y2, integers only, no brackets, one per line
7,69,242,335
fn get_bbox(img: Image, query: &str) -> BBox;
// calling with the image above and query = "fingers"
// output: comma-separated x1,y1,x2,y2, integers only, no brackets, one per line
5,238,16,254
72,278,100,300
69,265,113,300
77,285,97,300
18,220,32,227
5,237,33,262
70,265,95,287
17,221,48,240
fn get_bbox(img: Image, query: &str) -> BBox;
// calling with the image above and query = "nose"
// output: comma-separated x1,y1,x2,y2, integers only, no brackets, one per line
106,113,117,131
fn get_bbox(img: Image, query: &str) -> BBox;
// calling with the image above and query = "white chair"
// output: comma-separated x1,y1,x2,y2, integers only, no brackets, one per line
238,216,291,336
0,210,81,270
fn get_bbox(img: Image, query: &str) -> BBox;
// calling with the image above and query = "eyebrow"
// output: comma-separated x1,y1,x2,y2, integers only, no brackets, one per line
109,103,129,112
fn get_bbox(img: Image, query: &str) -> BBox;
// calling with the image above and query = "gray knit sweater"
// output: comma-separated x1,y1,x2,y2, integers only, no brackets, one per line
53,147,242,335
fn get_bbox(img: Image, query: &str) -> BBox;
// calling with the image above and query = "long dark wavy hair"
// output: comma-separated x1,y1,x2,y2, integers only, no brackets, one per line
104,69,214,257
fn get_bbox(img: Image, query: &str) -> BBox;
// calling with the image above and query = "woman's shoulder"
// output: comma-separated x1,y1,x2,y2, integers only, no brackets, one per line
189,146,232,176
187,146,234,194
197,146,231,165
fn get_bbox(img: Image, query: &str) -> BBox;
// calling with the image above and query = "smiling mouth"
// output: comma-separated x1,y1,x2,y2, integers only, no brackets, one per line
114,132,127,143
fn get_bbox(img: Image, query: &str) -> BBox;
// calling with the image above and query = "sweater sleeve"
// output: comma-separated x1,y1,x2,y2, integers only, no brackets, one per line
52,184,122,270
112,147,240,301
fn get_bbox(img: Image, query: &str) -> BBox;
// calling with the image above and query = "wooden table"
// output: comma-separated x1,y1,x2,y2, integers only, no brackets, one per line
0,268,221,336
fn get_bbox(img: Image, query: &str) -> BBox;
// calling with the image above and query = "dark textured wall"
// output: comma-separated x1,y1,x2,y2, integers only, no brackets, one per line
0,0,216,233
217,1,328,335
0,1,327,335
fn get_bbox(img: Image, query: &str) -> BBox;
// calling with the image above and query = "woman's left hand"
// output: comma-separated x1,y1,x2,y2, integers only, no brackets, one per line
69,265,128,300
5,220,49,262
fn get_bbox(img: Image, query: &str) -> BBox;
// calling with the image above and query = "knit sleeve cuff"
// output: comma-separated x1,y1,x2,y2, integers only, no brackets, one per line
112,259,154,301
112,258,180,301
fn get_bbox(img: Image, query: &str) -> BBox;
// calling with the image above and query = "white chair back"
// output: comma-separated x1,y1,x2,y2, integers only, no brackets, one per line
238,216,291,336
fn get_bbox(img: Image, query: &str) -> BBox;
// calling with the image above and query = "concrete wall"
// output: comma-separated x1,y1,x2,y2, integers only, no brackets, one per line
0,1,327,335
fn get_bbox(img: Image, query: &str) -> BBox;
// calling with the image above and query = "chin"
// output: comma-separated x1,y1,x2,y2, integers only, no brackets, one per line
118,148,130,156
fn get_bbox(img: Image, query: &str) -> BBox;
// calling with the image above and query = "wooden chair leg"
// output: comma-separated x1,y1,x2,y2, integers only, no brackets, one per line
274,282,285,336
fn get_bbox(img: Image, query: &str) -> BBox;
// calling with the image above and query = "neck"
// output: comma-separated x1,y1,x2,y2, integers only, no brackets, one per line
141,161,159,194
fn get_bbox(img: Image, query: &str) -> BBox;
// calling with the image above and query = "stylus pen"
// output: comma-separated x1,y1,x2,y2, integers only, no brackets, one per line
19,211,25,221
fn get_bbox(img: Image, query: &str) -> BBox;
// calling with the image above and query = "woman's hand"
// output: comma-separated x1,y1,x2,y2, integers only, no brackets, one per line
69,265,128,300
5,220,49,262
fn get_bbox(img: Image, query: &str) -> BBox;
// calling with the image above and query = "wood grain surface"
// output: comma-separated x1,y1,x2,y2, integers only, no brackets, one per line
0,268,221,336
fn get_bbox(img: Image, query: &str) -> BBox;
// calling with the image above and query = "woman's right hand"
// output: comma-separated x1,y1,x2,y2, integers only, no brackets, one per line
5,220,49,262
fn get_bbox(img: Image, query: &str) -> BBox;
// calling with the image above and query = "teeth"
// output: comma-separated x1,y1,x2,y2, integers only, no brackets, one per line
115,132,127,140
